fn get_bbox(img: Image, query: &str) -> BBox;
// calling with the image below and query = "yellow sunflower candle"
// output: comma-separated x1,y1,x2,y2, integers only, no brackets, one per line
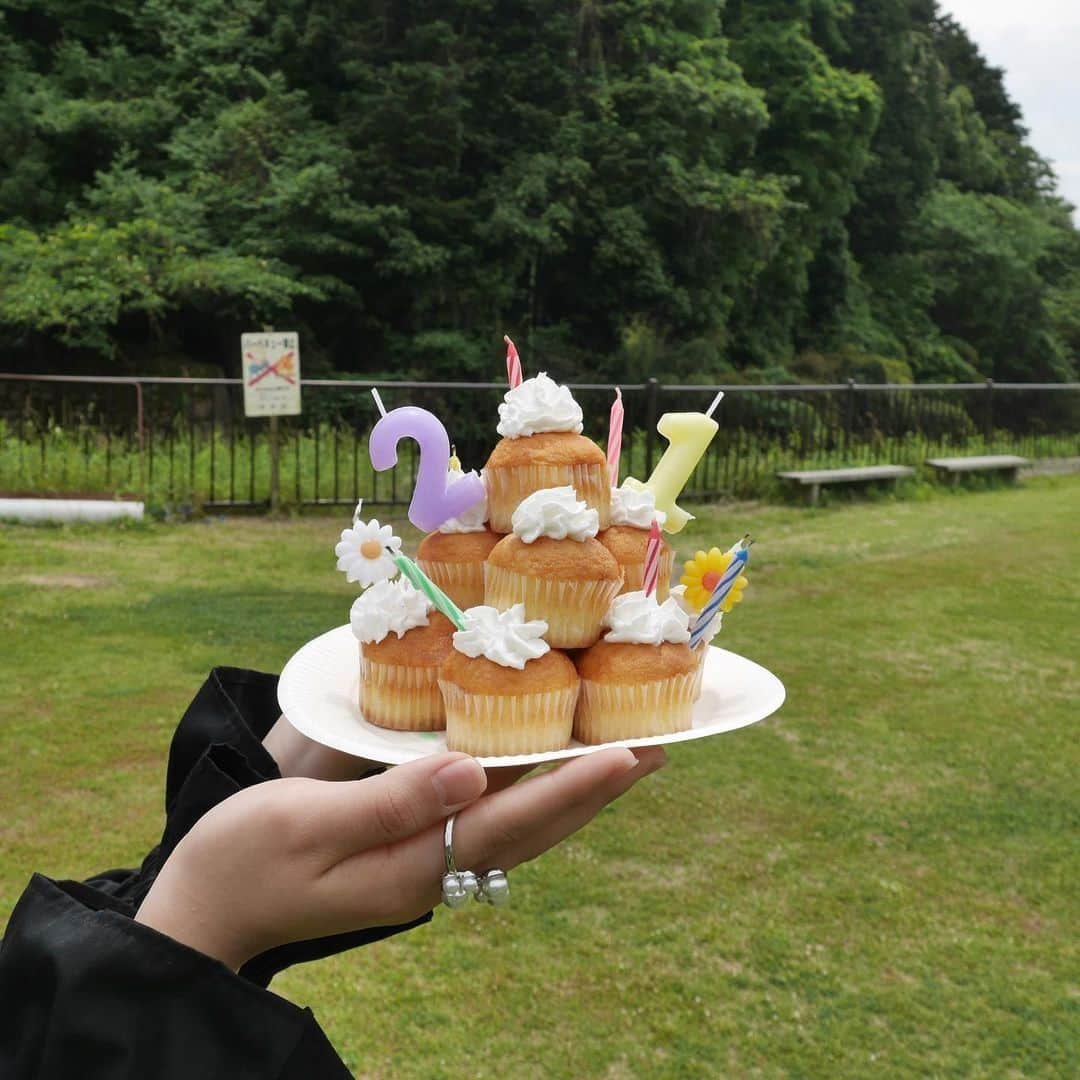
680,545,749,613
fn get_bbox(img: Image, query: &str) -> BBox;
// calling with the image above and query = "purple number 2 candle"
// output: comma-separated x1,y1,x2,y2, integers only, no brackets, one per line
369,406,486,532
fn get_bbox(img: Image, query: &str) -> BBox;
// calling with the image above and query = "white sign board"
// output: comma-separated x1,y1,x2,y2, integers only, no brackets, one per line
242,331,301,417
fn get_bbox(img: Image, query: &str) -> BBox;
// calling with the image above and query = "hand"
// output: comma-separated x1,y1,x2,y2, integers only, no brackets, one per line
135,746,667,971
262,714,377,781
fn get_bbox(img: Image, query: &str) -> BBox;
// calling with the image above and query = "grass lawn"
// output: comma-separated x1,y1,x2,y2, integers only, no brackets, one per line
1,478,1077,1077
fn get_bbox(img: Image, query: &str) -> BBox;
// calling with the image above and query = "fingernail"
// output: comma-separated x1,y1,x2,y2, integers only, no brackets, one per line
432,756,486,810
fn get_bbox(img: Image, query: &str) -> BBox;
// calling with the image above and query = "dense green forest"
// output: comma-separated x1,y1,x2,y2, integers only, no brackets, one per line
1,0,1077,384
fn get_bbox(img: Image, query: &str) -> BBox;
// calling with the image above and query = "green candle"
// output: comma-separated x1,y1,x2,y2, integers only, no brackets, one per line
393,552,467,630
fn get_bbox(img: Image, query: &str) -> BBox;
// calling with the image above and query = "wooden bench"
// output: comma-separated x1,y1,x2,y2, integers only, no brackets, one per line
925,455,1030,485
776,465,915,506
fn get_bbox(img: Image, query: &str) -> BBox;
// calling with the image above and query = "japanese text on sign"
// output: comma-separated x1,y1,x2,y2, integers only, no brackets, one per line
242,332,301,417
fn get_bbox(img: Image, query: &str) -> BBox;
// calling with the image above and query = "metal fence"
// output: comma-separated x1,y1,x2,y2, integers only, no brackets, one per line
1,373,1077,509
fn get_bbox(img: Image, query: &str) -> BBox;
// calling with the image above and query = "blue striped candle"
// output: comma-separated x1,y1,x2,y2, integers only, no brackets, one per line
688,546,749,649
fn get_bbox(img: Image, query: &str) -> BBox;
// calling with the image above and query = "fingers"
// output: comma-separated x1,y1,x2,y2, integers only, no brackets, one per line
487,748,667,870
311,752,487,857
458,746,668,872
359,746,666,913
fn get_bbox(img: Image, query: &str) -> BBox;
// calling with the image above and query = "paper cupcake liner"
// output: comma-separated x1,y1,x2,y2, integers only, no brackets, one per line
484,563,623,648
616,547,674,601
360,653,446,731
416,557,486,611
691,645,708,701
486,462,610,534
573,670,698,744
439,681,578,756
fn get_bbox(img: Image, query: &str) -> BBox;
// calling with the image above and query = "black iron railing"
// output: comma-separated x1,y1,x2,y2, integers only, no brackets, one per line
1,373,1077,508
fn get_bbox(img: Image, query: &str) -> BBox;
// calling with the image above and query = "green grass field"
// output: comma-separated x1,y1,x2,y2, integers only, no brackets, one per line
2,479,1077,1077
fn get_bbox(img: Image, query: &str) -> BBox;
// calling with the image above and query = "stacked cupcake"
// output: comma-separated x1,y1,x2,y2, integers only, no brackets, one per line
485,486,623,649
333,360,755,758
573,591,697,743
439,604,579,756
336,505,455,731
417,461,501,609
484,372,610,533
599,483,673,601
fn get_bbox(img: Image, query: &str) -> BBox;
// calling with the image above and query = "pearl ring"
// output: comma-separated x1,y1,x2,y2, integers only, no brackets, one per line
441,813,510,909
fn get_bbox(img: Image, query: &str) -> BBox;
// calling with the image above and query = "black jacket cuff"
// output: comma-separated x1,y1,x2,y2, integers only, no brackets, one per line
0,874,351,1079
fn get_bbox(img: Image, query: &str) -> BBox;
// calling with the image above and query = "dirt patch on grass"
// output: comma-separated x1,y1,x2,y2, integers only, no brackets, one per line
21,573,113,588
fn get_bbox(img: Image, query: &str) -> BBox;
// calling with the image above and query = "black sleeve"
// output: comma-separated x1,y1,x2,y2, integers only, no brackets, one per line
86,666,431,985
0,874,352,1079
0,667,433,1078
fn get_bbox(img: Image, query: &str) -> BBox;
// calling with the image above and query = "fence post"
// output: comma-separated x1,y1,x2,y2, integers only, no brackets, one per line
984,378,994,446
269,414,281,513
844,378,856,455
133,381,146,502
644,377,660,476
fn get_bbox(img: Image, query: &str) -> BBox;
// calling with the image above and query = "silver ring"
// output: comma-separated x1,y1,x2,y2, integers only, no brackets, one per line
440,814,510,909
443,814,460,876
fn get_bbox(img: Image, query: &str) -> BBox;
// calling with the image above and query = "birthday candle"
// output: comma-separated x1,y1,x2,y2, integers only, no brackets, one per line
641,519,662,597
624,391,722,534
607,387,624,487
368,393,486,532
689,543,748,649
504,335,523,389
392,552,466,630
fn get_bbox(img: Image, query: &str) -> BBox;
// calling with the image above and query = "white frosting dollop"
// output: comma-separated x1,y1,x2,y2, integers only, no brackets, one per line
496,372,584,438
670,583,722,646
350,579,432,644
603,590,690,645
609,484,667,529
452,604,550,669
511,486,598,543
438,466,489,533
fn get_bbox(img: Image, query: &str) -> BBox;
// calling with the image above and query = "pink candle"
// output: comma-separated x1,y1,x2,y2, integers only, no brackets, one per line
642,519,663,597
504,334,523,389
369,404,486,533
607,387,624,487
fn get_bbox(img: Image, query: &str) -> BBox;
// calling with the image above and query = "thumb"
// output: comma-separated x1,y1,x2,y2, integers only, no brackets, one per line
315,753,487,858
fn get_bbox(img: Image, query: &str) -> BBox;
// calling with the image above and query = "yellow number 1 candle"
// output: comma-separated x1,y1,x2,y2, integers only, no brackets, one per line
624,391,723,533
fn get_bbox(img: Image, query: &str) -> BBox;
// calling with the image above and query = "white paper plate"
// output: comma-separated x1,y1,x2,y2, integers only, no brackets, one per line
278,625,785,768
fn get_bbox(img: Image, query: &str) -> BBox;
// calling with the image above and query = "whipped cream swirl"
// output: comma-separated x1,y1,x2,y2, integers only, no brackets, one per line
452,604,550,669
511,486,598,543
438,465,489,533
609,484,667,529
603,590,690,645
496,372,584,438
350,579,432,644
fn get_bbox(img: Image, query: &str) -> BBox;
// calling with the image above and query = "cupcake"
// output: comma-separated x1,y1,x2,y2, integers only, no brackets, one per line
417,463,500,609
484,487,623,649
573,590,697,743
439,604,579,756
598,484,673,600
485,373,610,532
350,578,456,731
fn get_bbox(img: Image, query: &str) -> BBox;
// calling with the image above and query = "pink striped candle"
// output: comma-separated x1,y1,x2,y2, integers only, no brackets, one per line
607,386,624,487
642,519,663,597
504,334,523,388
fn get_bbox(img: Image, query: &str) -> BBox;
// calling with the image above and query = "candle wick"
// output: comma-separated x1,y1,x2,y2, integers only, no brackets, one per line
705,390,724,419
371,387,387,417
